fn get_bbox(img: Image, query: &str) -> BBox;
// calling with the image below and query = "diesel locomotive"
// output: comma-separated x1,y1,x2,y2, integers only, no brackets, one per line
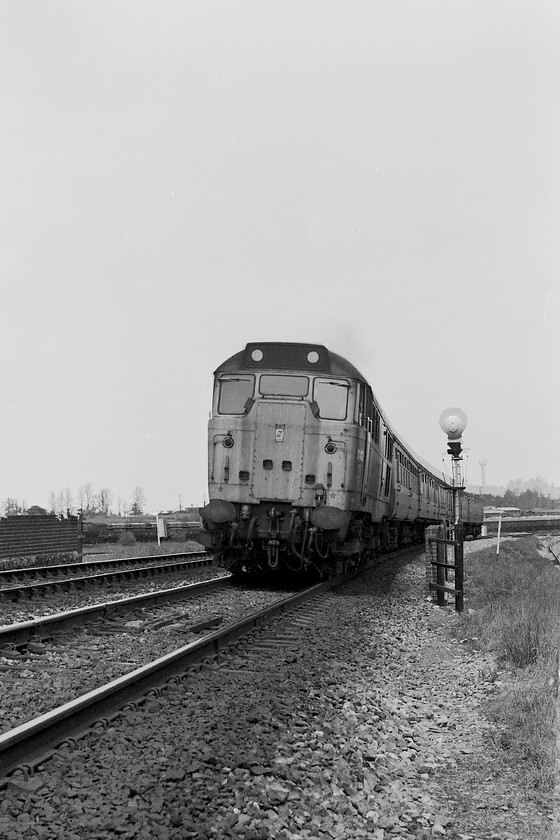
198,342,482,577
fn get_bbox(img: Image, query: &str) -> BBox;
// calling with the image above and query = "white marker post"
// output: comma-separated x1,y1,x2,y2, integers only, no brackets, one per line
496,511,502,556
156,514,168,546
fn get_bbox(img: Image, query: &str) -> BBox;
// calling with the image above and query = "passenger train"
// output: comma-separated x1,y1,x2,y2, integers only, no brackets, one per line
198,342,482,577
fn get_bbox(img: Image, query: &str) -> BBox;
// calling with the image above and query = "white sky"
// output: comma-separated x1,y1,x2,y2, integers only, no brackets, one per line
1,1,559,512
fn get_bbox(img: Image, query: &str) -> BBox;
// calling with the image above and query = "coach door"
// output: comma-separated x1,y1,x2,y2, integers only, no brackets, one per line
358,384,379,513
251,402,305,502
360,433,372,505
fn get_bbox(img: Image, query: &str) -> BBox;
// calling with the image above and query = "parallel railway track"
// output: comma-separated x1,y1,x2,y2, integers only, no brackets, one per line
0,550,207,583
0,553,211,601
0,575,232,647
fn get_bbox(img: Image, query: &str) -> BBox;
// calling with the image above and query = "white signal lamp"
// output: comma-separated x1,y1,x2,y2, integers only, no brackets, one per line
439,406,467,527
439,407,468,440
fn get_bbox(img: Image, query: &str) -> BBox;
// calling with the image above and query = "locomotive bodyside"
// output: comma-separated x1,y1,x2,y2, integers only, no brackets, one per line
199,342,482,576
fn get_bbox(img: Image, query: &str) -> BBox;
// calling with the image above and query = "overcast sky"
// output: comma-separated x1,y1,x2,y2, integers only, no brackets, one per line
1,1,559,513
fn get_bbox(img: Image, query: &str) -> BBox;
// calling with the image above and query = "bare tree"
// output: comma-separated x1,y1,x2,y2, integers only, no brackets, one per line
130,487,146,515
64,487,73,515
48,491,57,514
2,498,21,516
56,491,65,516
96,488,112,516
79,483,94,514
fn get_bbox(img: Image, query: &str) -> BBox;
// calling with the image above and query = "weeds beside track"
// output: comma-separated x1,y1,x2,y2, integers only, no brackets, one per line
459,536,560,792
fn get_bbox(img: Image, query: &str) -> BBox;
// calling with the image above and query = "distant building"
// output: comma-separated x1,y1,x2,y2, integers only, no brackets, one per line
483,507,521,519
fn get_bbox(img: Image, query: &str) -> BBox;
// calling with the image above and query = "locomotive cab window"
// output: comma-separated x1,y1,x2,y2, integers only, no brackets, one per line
217,375,255,415
313,378,349,420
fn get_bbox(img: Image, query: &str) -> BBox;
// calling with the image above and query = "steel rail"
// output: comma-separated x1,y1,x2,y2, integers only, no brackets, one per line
0,558,214,601
0,574,342,783
0,550,208,582
548,540,560,564
0,575,232,647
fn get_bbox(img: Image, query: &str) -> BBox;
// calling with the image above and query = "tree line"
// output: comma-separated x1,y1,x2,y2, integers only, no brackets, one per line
480,488,560,511
2,485,147,518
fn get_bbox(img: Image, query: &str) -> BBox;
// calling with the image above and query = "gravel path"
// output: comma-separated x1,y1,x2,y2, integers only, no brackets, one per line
0,543,550,839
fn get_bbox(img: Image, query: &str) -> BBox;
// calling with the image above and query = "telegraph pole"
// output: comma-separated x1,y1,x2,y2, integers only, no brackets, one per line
479,459,487,497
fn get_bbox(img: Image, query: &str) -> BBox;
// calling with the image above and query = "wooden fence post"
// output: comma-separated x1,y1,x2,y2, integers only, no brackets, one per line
454,520,464,612
436,522,447,606
78,509,84,561
426,520,465,613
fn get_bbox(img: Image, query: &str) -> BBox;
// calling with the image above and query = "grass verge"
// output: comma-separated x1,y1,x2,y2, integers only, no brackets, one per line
459,536,559,792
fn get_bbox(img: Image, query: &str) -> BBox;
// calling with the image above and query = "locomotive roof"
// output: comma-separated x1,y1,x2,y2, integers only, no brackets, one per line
214,342,367,380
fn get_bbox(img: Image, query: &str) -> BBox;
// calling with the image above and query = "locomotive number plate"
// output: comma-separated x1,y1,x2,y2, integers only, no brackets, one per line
275,427,284,442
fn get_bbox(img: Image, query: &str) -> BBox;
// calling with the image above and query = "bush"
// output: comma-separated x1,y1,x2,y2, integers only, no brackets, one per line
118,531,137,547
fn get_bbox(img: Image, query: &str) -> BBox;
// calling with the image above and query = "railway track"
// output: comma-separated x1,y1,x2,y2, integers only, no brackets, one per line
0,574,232,647
547,538,560,563
0,550,207,583
0,564,361,784
536,534,560,564
0,552,211,601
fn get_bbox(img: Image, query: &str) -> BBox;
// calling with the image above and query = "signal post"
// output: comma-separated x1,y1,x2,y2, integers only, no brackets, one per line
427,408,468,612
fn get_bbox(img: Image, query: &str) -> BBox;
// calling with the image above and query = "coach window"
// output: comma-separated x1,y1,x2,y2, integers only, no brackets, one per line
364,388,373,430
313,379,349,420
217,375,255,415
372,409,380,443
385,433,394,461
259,375,309,397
